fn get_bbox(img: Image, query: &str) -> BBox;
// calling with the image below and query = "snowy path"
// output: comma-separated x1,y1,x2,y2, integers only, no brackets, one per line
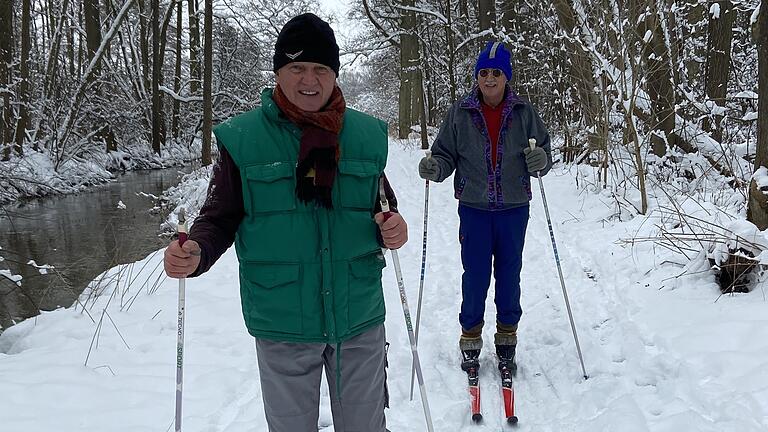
376,146,767,432
1,143,766,431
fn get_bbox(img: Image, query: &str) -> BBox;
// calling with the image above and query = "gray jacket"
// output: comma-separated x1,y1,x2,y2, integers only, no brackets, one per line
431,86,552,210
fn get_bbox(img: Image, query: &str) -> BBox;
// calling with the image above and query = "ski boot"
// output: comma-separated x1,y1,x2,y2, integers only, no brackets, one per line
460,334,483,422
495,323,518,377
459,333,482,374
496,344,517,377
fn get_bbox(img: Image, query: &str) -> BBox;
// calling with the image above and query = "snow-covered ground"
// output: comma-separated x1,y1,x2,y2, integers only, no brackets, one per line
1,142,767,431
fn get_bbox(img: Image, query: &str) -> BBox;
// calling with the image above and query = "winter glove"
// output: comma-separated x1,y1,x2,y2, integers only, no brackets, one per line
523,146,547,174
418,156,440,181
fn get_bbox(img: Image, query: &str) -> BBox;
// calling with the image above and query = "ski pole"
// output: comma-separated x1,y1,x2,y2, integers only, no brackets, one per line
378,177,434,432
410,150,431,401
175,207,188,432
528,138,588,380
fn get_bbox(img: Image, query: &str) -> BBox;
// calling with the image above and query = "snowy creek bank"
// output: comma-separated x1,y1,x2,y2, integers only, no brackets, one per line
0,167,190,332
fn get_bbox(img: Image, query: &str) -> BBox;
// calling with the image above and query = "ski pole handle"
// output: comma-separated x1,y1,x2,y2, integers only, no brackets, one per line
528,138,540,177
177,207,188,246
378,177,395,223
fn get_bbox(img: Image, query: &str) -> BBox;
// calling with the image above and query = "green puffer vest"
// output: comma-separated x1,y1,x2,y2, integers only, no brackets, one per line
213,88,389,343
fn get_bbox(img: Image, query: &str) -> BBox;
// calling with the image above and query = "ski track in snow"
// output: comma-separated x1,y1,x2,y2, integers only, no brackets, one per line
0,142,766,431
380,145,767,432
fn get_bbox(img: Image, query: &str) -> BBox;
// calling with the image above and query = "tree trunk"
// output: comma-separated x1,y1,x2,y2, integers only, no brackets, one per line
398,0,418,139
445,0,457,103
628,110,648,214
410,19,425,128
151,0,161,154
77,5,83,80
172,0,182,143
188,0,202,95
40,0,48,49
459,0,468,21
644,3,676,156
46,0,55,42
499,0,515,38
15,0,31,155
682,0,707,92
552,0,605,150
154,0,177,148
84,0,102,83
499,0,522,88
1,0,13,161
702,0,734,143
748,0,768,229
67,0,75,77
419,73,429,149
478,0,496,42
85,0,116,152
139,0,150,92
201,0,212,165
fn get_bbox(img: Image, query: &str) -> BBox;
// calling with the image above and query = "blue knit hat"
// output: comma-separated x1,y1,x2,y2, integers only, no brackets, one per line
474,42,512,81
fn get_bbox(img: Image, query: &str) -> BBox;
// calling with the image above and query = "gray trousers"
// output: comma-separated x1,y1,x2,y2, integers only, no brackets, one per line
254,324,387,432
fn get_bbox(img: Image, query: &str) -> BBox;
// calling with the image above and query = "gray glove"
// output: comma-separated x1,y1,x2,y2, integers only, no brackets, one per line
418,156,440,181
523,146,547,174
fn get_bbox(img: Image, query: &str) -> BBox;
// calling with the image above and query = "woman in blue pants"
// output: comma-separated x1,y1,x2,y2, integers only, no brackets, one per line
418,41,552,373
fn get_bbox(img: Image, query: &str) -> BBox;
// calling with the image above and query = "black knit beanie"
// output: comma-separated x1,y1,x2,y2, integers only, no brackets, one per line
273,13,340,75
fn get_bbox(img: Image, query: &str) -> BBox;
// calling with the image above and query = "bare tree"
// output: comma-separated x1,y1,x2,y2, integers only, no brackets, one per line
642,0,677,157
748,0,768,229
138,0,150,91
444,0,458,102
14,0,31,155
67,0,76,77
54,0,137,166
202,0,212,165
552,0,606,151
1,0,13,161
702,0,735,143
477,0,495,42
188,0,202,95
151,0,161,154
171,0,182,143
85,0,116,152
499,0,524,89
398,0,418,138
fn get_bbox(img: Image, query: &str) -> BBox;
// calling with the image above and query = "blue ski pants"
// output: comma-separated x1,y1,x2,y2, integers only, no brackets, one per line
458,204,529,332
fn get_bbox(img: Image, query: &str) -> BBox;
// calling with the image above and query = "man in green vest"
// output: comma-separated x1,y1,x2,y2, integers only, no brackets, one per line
163,13,407,432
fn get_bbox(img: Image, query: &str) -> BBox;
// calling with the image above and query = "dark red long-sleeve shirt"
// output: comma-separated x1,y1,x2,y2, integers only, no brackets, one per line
188,147,398,276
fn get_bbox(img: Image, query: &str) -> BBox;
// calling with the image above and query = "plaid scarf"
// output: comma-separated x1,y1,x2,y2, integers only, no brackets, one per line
273,85,346,208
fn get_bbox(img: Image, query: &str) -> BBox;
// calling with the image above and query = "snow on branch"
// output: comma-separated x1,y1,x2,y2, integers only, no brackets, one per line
159,86,203,103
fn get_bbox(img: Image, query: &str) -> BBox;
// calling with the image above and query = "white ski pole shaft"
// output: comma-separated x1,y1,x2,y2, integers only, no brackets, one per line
175,207,188,431
379,179,435,431
528,139,588,380
410,150,431,401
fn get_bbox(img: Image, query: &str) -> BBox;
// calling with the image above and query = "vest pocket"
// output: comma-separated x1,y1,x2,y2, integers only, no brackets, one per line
244,162,296,213
337,160,379,210
241,262,302,335
347,251,387,329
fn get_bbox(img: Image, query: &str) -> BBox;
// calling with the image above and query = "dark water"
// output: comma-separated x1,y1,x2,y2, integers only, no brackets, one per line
0,168,189,331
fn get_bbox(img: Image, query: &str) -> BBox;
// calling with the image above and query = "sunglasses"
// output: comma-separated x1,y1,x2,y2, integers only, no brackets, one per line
478,68,503,78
